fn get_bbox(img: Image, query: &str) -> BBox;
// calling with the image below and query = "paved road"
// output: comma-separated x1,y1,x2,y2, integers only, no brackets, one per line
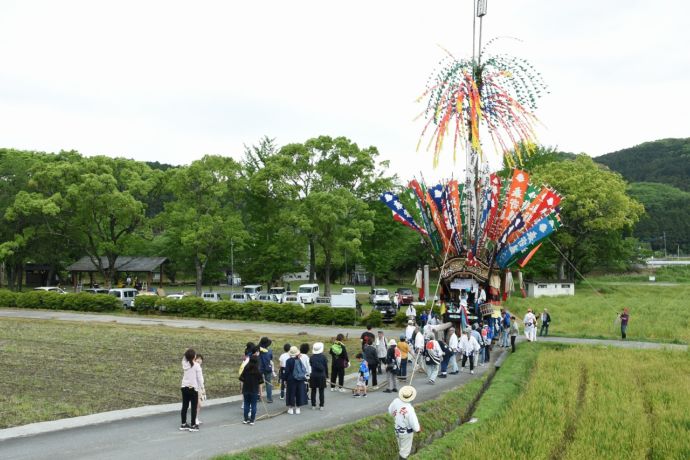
0,355,496,460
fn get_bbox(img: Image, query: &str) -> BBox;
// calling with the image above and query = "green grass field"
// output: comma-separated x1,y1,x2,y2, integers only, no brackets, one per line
504,283,690,344
0,318,359,429
414,345,690,460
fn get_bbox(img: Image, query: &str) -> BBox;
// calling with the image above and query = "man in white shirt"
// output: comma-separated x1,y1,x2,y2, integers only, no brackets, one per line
523,308,537,342
405,320,416,342
405,304,417,320
424,333,443,384
388,386,421,459
458,327,481,374
447,327,459,374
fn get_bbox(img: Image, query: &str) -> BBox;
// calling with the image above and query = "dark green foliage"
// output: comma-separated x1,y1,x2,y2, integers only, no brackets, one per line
132,295,158,312
595,138,690,191
361,309,383,327
394,310,409,327
0,289,17,307
304,306,335,325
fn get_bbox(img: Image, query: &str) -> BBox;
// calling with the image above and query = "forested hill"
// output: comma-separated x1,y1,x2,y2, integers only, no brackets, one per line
594,138,690,191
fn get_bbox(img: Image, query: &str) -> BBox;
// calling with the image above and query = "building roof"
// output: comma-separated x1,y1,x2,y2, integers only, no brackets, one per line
66,256,168,272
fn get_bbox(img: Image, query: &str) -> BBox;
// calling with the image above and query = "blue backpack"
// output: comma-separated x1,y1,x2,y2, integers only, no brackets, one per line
292,358,307,381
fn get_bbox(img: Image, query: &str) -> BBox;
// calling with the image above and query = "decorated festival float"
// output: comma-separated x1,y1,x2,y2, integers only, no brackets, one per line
381,0,563,331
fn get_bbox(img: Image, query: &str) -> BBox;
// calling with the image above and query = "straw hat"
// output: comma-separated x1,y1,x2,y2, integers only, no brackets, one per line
398,385,417,403
312,342,324,354
288,346,300,358
388,339,397,346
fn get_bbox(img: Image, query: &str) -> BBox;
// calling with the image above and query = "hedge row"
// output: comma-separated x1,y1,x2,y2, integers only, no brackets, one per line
0,290,120,312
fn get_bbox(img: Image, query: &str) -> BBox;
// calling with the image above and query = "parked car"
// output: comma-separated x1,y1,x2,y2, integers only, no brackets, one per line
109,288,138,308
373,300,397,323
341,287,357,295
395,287,414,306
268,287,286,303
165,293,187,300
242,284,262,300
369,288,390,304
297,283,320,304
283,294,305,308
230,293,252,303
82,288,110,294
34,286,67,294
201,292,223,302
257,293,280,303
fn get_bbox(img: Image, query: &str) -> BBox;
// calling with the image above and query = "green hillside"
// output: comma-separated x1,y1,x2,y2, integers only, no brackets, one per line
595,138,690,191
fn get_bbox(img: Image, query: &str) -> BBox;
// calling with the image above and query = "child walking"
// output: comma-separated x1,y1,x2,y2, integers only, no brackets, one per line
354,353,369,398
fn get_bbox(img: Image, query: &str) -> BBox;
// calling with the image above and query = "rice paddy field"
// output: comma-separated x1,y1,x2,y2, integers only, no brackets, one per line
413,344,690,460
0,317,359,429
504,283,690,344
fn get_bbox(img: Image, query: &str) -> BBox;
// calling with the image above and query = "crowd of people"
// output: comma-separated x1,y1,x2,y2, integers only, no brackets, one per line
177,305,558,458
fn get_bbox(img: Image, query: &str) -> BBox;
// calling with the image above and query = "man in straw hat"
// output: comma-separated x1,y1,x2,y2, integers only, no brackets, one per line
388,385,421,459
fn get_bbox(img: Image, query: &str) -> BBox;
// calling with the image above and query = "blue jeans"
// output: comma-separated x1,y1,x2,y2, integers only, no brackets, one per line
501,329,510,347
243,393,258,422
398,358,408,378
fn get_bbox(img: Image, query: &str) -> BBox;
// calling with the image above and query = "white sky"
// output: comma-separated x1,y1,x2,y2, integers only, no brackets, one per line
1,0,688,181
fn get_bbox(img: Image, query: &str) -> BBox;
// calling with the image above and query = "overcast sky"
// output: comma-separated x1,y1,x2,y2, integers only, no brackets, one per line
1,0,688,181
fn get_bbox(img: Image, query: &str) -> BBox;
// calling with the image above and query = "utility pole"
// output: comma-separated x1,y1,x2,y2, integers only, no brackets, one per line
663,232,667,258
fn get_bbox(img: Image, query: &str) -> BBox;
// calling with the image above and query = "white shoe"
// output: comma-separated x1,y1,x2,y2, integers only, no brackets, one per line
339,388,346,393
471,370,475,374
287,408,294,415
330,388,335,392
295,408,301,415
195,419,202,425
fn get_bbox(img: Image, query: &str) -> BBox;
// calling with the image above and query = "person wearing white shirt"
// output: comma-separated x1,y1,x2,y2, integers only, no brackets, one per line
388,386,421,459
447,327,459,374
405,320,416,342
458,328,480,374
523,309,537,342
405,304,417,320
424,334,443,384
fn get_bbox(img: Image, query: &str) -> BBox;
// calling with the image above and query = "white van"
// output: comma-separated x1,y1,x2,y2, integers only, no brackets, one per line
109,288,138,309
201,292,222,302
268,287,286,303
243,285,262,300
297,283,320,304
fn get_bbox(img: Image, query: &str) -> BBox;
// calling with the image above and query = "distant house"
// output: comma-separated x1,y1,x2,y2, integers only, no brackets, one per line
66,256,168,290
525,281,574,298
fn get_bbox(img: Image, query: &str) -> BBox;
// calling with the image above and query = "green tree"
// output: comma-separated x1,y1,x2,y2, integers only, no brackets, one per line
158,155,247,295
531,155,644,279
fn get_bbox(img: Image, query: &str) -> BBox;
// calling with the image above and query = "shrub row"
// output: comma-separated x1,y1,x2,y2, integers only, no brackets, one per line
0,290,120,312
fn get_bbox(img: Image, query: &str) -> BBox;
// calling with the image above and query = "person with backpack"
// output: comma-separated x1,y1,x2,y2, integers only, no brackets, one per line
363,336,379,388
239,355,264,425
354,353,369,397
360,324,375,351
383,339,400,393
458,327,480,374
329,334,349,392
258,337,275,403
284,346,307,414
309,342,329,410
423,333,443,384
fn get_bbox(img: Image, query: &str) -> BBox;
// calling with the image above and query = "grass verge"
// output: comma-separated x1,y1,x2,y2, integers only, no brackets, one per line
504,283,690,343
0,317,359,429
413,344,690,460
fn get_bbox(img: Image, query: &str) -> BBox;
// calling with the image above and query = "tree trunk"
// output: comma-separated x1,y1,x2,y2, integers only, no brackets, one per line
0,261,5,288
194,257,205,296
308,237,316,283
324,251,332,297
17,264,24,291
107,255,118,288
370,273,376,289
558,257,566,281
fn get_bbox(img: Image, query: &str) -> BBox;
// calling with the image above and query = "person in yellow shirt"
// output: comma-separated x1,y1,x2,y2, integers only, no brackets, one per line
397,335,409,381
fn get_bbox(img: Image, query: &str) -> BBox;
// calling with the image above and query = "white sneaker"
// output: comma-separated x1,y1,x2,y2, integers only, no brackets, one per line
295,408,301,415
330,388,335,392
471,370,475,374
339,388,346,393
287,408,294,415
195,419,202,425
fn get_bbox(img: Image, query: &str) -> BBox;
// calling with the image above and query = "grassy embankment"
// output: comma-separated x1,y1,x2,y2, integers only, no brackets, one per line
414,345,690,459
504,283,690,344
0,318,359,429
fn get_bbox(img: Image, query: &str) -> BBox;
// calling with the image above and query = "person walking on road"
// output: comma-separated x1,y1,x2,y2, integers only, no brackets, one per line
329,334,349,392
363,336,379,388
458,327,480,374
375,330,388,374
397,335,409,381
523,308,537,342
618,308,630,340
384,339,399,393
509,316,519,352
388,386,421,460
539,309,551,336
258,337,274,403
179,348,203,432
278,343,291,400
447,327,459,375
360,325,375,351
239,355,264,425
500,308,511,347
405,304,417,322
309,342,328,410
423,333,442,384
193,354,206,425
284,346,307,414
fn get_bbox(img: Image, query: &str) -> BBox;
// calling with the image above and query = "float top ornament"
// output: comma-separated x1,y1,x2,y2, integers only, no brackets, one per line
417,48,548,168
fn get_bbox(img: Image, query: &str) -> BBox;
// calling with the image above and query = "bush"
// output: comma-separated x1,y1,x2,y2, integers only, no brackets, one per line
15,291,46,309
332,308,356,326
42,292,65,310
261,303,286,322
133,295,159,312
0,290,17,307
394,310,409,327
158,297,206,316
304,306,335,325
63,293,120,312
362,310,383,327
